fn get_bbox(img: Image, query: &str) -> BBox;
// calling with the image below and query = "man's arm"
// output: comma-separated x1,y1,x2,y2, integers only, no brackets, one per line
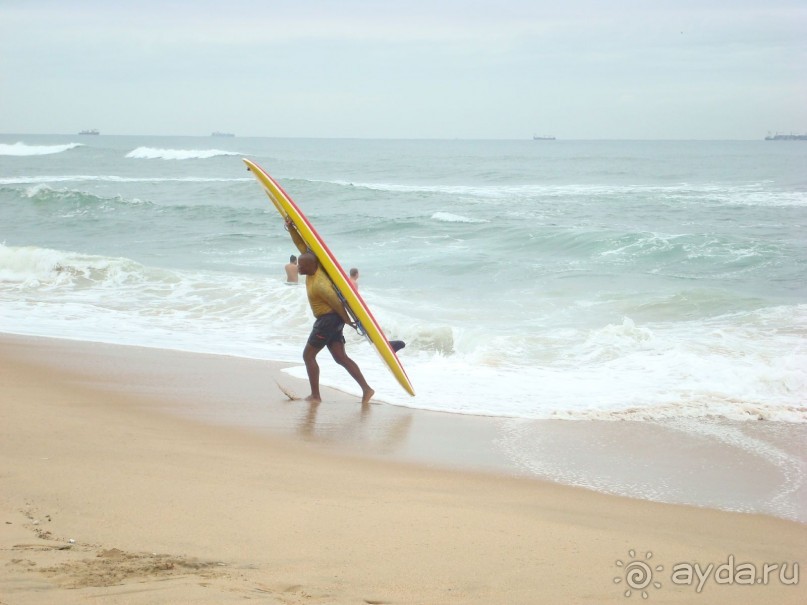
285,219,307,254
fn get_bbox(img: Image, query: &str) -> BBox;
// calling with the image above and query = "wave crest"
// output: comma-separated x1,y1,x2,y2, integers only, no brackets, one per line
431,211,488,223
125,147,241,160
0,142,82,156
0,175,251,185
311,178,807,207
8,184,149,208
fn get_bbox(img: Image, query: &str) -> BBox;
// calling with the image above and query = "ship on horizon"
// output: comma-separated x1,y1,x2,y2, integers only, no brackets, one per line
211,131,235,137
765,132,807,141
533,134,556,140
78,129,99,135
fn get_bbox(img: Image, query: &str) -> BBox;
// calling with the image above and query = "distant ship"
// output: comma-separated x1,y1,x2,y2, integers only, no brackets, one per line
765,133,807,141
211,131,235,137
533,135,556,140
78,129,99,135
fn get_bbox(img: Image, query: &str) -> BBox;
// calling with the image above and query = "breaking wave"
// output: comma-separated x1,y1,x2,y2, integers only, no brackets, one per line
125,147,241,160
0,142,82,156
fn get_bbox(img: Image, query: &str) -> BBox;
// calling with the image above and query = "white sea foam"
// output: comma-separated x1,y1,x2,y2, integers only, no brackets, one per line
0,175,250,185
289,307,807,424
0,142,82,156
0,245,68,283
1,239,805,425
327,179,807,206
0,244,309,362
431,211,488,223
125,147,241,160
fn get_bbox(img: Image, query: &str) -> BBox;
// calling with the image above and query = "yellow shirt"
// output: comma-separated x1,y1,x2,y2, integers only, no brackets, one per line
289,225,346,318
305,268,345,318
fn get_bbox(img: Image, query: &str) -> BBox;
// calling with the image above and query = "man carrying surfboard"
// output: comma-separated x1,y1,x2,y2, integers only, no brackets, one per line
285,219,375,405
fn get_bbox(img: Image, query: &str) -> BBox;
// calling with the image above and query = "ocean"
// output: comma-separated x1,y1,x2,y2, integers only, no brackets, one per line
2,135,806,517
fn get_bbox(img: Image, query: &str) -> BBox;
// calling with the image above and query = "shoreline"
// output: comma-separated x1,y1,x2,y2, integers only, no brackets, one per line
2,334,806,603
5,332,805,524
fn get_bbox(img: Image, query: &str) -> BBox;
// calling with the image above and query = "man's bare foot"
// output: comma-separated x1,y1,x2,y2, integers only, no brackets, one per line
361,388,375,404
305,394,322,403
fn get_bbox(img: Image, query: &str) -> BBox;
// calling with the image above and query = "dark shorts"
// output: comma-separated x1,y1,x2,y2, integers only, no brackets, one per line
307,313,346,350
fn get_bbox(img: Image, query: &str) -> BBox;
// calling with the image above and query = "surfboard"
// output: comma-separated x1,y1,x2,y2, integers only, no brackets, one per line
243,158,415,397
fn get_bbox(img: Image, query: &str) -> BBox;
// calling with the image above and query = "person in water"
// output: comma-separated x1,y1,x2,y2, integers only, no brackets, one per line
347,268,406,353
285,219,374,404
348,266,405,353
285,254,298,283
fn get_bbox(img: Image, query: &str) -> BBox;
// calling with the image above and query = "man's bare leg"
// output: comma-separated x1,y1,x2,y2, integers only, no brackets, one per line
328,341,374,404
302,344,322,403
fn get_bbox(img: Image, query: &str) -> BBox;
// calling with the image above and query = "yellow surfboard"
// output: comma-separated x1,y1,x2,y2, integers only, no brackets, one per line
244,158,415,397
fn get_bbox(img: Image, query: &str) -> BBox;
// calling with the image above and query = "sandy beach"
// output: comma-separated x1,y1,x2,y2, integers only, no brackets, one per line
1,334,804,604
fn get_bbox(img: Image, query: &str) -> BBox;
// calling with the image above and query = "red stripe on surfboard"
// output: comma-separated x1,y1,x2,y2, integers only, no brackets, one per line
266,171,391,345
266,172,357,292
255,163,411,383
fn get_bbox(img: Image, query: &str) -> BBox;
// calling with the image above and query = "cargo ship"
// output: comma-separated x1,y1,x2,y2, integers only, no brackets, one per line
765,133,807,140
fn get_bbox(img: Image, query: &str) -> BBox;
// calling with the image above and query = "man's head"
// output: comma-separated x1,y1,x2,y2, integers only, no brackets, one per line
289,254,297,264
297,252,318,275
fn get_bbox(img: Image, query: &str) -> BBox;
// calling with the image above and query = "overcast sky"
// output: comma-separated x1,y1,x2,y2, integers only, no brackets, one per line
1,0,805,139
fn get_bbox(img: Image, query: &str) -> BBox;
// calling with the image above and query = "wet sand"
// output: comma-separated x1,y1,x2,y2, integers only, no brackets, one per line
1,334,805,604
